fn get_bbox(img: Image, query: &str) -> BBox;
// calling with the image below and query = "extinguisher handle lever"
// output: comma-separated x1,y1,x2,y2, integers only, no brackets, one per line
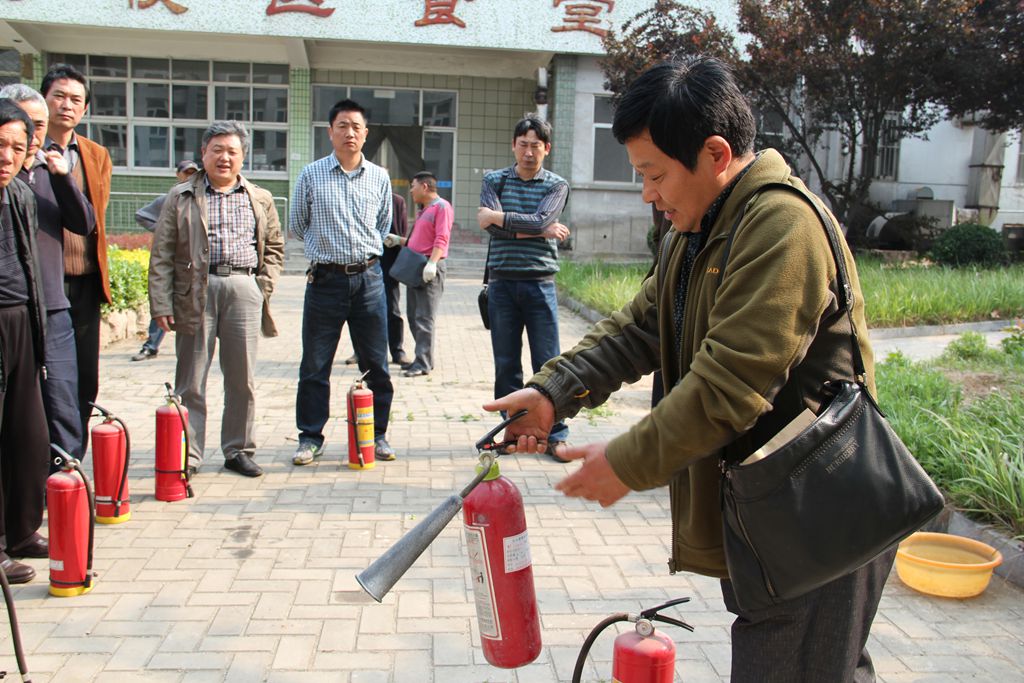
652,613,695,633
475,409,528,452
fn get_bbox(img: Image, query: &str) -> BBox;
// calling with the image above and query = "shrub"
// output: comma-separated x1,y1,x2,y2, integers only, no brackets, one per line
104,247,150,313
942,331,996,361
931,223,1007,267
1001,322,1024,357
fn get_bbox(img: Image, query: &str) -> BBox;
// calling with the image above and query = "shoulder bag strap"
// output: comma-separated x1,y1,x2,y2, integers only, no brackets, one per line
714,182,865,382
483,174,508,285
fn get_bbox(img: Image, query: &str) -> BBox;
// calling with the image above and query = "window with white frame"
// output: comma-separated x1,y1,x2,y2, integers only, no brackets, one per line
310,85,457,203
592,95,636,183
0,49,20,86
48,54,289,174
863,112,902,181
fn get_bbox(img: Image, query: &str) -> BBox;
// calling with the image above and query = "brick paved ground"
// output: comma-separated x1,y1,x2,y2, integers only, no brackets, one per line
1,248,1021,682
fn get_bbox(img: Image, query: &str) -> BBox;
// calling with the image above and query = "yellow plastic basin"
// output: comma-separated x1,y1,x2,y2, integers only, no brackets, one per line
896,532,1003,598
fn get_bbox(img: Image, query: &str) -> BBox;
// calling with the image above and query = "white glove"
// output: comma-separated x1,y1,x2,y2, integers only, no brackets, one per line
383,234,403,248
422,260,437,283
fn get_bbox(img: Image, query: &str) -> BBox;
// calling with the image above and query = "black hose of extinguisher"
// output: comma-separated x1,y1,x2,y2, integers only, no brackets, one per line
89,402,131,518
69,459,96,589
164,383,194,498
571,613,630,683
0,555,31,681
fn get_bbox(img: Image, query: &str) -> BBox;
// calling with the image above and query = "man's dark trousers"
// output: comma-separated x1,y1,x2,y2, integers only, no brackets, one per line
65,272,102,457
296,263,394,445
0,306,50,550
380,247,405,362
41,307,83,464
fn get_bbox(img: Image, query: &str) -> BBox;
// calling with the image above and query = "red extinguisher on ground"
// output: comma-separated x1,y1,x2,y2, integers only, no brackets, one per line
347,371,375,470
88,402,131,524
572,598,694,683
155,382,194,501
462,457,542,668
47,445,96,598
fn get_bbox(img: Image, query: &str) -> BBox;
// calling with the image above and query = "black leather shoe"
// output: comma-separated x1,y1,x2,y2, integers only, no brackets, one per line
7,533,48,559
392,353,412,366
344,354,358,365
224,453,263,477
0,555,36,584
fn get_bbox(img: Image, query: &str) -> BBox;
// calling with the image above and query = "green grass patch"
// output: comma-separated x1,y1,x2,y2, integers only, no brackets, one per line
558,257,1024,328
877,344,1024,539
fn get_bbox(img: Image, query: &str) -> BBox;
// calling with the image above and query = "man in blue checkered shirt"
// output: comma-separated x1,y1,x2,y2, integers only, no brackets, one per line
290,99,396,466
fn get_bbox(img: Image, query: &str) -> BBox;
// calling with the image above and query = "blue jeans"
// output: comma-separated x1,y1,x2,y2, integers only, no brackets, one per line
142,318,165,353
296,263,393,445
488,278,568,442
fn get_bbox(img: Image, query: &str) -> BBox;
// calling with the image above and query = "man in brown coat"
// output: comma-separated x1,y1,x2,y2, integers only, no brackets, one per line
149,121,283,478
41,63,112,457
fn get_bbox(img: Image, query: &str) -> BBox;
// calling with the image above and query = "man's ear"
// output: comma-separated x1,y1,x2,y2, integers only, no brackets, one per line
703,136,734,175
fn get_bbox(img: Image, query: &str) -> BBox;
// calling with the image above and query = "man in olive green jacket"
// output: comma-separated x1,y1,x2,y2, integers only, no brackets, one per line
149,121,283,478
487,57,891,682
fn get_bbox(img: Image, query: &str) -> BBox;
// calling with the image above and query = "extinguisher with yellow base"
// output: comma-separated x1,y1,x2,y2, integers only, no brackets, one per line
155,383,194,501
88,402,131,524
47,445,97,598
571,597,694,683
346,371,375,470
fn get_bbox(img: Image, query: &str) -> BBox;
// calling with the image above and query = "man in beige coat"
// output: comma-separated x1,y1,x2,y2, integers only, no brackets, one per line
149,121,283,478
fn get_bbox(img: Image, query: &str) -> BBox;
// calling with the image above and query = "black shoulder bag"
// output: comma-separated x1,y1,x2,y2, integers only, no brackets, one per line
478,175,507,330
718,183,944,612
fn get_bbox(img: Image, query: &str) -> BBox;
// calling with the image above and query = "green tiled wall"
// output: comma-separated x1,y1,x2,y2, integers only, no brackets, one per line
310,69,536,241
288,68,312,188
549,56,576,225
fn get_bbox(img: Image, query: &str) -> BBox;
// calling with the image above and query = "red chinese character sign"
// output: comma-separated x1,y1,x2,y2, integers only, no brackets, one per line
415,0,475,28
128,0,188,14
552,0,613,37
266,0,335,17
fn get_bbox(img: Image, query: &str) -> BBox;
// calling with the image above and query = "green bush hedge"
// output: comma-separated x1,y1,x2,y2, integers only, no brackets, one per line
931,223,1006,267
104,247,149,313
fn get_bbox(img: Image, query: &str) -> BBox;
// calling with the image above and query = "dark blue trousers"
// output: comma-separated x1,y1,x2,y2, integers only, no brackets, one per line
41,308,83,462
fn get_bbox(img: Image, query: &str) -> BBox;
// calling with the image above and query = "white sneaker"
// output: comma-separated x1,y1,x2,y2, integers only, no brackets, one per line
292,442,323,466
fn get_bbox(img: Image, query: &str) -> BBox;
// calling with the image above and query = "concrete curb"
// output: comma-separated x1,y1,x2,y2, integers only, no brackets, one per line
869,319,1015,339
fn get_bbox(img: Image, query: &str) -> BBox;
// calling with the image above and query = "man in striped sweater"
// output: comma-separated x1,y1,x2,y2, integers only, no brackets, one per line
477,115,571,460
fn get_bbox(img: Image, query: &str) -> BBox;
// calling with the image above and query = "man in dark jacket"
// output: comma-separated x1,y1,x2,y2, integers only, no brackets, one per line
486,57,890,682
2,84,96,469
0,98,52,584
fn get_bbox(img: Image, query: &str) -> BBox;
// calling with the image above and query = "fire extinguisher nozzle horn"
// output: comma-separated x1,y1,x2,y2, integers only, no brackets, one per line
355,493,465,602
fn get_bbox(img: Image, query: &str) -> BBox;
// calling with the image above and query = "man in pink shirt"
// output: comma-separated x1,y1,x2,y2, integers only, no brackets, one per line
384,172,452,377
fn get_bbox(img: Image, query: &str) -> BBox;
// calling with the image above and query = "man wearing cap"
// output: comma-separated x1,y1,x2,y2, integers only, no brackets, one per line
148,121,284,478
132,158,200,361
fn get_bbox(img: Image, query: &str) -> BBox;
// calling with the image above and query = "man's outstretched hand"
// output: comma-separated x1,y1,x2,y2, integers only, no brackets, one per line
483,387,555,453
552,442,630,508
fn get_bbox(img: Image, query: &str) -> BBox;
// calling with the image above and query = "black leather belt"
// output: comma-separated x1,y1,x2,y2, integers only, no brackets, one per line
316,257,378,275
209,265,255,276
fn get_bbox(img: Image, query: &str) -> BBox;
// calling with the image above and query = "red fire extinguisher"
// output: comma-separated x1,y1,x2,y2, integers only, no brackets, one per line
89,402,131,524
155,383,194,501
47,445,96,598
347,371,375,470
572,598,693,683
462,458,542,668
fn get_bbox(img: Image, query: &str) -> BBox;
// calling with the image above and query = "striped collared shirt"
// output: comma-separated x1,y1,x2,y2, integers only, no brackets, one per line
206,178,258,269
289,153,392,265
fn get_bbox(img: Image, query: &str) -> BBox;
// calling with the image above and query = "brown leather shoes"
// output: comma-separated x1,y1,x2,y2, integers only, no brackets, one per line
7,532,48,558
0,554,36,584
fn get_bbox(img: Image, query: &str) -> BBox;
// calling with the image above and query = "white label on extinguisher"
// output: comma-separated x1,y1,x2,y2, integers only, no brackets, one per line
503,530,532,573
464,526,501,640
49,559,64,571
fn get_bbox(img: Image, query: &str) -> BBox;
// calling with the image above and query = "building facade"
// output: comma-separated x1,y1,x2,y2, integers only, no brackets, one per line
0,0,685,257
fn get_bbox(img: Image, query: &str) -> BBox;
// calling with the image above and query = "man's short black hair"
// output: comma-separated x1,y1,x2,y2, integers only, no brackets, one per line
612,55,755,170
328,99,367,126
40,63,91,105
412,171,437,192
513,115,552,145
0,98,34,145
